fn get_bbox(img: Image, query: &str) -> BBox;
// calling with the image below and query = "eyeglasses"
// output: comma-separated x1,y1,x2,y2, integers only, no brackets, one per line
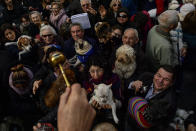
42,34,53,38
51,8,59,11
113,3,121,7
117,14,128,18
81,3,90,7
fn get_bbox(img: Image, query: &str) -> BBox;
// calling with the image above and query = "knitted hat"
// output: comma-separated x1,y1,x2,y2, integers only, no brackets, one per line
75,39,92,55
179,3,195,21
128,97,152,128
168,0,180,10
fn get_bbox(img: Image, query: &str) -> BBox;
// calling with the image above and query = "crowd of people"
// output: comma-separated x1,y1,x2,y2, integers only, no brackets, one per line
0,0,196,130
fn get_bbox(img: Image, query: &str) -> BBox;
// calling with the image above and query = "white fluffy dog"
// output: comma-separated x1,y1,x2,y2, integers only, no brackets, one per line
113,45,136,79
89,84,121,124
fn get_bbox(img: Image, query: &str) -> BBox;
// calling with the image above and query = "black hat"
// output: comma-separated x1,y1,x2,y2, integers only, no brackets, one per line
117,7,129,16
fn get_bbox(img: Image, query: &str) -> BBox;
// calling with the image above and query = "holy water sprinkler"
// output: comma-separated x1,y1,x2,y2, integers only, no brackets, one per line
49,51,70,87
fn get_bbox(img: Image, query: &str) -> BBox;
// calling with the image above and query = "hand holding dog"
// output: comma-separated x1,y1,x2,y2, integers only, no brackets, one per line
91,100,111,110
58,84,96,131
87,7,97,15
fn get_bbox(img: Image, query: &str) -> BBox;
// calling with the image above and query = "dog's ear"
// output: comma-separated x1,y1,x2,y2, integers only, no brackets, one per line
93,83,98,89
108,84,112,88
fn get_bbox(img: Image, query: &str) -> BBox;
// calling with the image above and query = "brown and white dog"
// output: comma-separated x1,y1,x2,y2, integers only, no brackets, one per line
113,45,136,79
17,35,32,51
17,35,33,60
4,35,33,61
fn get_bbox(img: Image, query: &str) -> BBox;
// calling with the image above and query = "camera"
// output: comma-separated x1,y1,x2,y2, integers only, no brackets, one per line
139,86,148,93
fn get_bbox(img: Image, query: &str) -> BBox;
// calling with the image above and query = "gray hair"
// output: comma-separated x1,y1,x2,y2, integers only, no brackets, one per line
40,25,57,36
124,28,139,40
69,23,84,32
80,0,91,4
29,11,42,20
158,10,179,28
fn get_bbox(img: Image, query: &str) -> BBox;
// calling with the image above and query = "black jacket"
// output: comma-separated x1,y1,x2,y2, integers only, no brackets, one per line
133,72,177,126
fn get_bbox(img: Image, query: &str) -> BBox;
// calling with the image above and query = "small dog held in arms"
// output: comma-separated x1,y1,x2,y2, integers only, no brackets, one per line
170,108,194,131
89,83,121,124
113,44,136,79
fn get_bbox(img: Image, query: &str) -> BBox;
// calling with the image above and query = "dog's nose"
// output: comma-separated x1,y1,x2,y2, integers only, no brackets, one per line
118,58,124,63
102,100,107,103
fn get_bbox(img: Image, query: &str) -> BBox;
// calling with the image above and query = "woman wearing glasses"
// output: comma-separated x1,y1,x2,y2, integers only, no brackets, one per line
83,54,122,102
109,0,122,18
97,0,121,25
38,24,64,64
97,0,122,26
115,7,134,32
49,2,70,31
83,54,122,128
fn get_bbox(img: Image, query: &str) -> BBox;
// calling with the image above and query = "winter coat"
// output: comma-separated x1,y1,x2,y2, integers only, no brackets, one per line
183,32,196,69
126,72,177,130
2,2,25,25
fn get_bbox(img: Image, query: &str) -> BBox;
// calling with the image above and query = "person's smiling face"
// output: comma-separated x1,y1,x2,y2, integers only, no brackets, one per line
153,68,173,93
4,29,16,41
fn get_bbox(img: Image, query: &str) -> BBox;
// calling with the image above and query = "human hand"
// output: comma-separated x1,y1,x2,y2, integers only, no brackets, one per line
98,5,107,19
46,5,51,10
102,104,111,109
33,123,41,131
58,84,96,131
91,100,111,110
33,80,42,94
87,7,97,15
29,6,33,11
33,123,54,131
181,47,187,57
66,17,71,23
187,123,196,131
43,45,52,53
132,80,143,93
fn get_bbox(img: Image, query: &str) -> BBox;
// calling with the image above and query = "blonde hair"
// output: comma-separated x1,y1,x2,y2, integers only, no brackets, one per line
109,0,121,9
